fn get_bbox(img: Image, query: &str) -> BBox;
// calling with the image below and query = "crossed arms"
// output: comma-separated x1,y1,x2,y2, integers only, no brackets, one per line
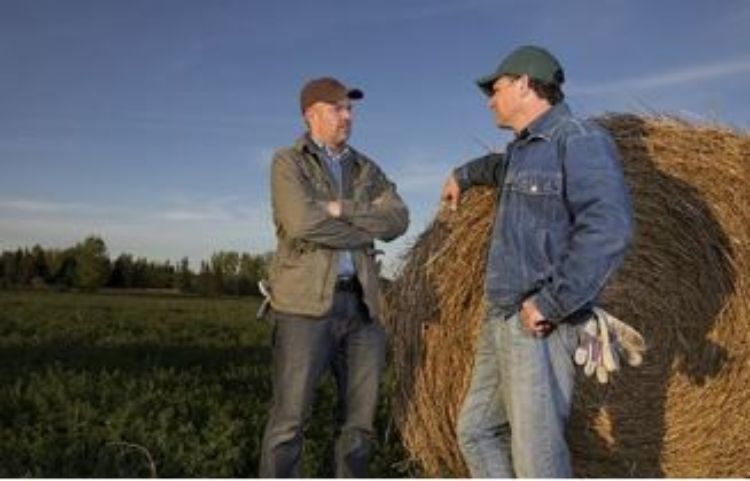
271,151,409,250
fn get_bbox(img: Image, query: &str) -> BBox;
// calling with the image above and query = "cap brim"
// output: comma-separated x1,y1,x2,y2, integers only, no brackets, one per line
347,88,364,100
476,73,500,97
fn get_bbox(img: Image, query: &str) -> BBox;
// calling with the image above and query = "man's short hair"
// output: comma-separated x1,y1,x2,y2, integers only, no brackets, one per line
527,77,565,105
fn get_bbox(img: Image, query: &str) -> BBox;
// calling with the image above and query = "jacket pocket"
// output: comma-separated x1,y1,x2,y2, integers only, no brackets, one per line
271,250,330,310
508,170,562,196
506,170,565,228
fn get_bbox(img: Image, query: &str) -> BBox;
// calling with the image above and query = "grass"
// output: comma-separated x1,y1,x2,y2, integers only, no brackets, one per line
0,290,413,477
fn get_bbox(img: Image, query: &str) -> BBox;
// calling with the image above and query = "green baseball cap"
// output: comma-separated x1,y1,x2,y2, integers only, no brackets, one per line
476,45,565,96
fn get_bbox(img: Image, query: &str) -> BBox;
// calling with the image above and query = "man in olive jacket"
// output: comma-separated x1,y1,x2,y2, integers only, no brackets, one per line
259,77,409,478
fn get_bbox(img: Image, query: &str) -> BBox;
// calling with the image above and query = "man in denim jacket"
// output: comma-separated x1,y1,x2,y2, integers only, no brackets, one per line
441,45,633,477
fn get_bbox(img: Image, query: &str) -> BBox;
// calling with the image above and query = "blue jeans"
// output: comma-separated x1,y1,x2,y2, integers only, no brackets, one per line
456,312,578,477
259,288,386,478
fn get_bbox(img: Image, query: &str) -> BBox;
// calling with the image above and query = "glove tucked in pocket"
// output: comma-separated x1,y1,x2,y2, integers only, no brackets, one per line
574,307,646,384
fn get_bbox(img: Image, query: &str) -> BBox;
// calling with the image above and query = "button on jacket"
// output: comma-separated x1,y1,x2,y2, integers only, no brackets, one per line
455,102,633,323
269,134,409,321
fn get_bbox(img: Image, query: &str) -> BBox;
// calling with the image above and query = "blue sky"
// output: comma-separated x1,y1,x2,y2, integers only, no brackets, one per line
2,0,749,273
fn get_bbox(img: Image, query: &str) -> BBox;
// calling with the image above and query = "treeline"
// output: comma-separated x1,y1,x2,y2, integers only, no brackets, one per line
0,236,271,296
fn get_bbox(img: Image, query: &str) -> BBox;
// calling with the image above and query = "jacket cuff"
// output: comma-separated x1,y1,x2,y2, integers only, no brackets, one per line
531,289,565,324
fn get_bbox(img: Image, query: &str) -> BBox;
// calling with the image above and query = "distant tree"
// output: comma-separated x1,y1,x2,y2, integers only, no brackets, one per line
164,261,176,289
151,260,175,289
16,248,36,285
109,254,133,288
74,236,111,290
55,253,77,288
197,260,216,296
211,251,240,295
108,254,176,289
238,254,254,295
31,245,50,282
46,249,65,284
0,251,15,288
25,245,50,288
238,253,267,295
175,257,193,293
11,249,23,285
131,257,150,288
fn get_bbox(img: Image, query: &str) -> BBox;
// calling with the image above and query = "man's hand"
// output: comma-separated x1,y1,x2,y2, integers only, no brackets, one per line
326,200,342,218
441,174,461,211
520,298,552,337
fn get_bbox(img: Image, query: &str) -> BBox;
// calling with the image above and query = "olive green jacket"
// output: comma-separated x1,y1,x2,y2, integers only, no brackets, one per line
268,135,409,321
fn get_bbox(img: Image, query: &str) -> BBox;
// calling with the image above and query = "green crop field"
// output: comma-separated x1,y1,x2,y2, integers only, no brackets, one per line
0,290,412,477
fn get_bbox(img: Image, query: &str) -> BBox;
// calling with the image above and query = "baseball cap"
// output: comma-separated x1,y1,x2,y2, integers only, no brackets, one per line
476,45,565,96
300,77,364,113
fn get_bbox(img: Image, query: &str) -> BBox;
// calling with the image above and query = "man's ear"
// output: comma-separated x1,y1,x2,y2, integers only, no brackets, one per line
518,74,531,97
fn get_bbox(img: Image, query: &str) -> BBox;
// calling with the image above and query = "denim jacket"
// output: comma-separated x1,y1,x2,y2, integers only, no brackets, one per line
455,103,633,323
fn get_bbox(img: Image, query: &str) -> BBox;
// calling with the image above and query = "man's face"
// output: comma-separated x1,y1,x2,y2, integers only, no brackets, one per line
305,99,353,148
488,75,524,129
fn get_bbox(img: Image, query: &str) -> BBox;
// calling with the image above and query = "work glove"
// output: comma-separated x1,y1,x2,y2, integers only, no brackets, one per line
574,316,600,377
256,279,271,321
574,307,646,384
598,308,646,368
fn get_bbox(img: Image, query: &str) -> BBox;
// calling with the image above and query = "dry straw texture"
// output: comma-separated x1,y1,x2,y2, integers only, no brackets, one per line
384,114,750,477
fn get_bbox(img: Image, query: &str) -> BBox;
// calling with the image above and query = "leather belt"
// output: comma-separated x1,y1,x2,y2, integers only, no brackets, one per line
335,276,360,292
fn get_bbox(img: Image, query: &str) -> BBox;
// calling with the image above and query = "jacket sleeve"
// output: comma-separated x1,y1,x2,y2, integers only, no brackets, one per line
532,131,634,323
271,151,374,249
339,164,409,242
453,152,506,190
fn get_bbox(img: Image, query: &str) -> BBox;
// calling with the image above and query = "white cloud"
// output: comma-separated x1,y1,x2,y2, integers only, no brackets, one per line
0,194,274,263
154,195,237,222
0,198,87,213
0,197,135,218
570,58,750,96
159,210,222,221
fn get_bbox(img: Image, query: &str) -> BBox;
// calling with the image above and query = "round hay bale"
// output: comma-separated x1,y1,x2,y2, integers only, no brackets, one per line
385,114,750,477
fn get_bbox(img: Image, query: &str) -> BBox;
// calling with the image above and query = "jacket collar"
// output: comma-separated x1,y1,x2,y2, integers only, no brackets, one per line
520,101,572,141
293,133,358,162
293,133,317,154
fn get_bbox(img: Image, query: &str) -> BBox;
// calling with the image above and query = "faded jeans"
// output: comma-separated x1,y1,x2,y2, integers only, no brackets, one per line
456,312,578,478
259,288,386,478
